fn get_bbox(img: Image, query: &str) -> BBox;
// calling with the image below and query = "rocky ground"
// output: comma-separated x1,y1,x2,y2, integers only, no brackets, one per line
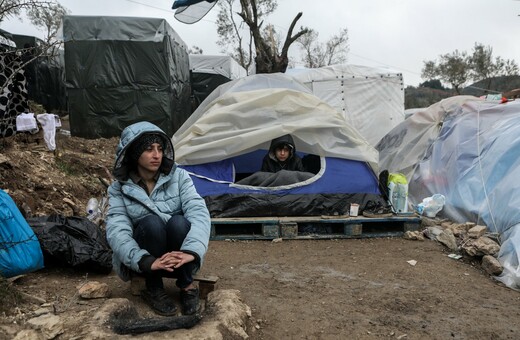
1,119,520,339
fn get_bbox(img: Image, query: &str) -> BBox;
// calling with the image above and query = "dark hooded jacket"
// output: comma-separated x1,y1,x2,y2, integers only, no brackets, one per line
261,134,305,173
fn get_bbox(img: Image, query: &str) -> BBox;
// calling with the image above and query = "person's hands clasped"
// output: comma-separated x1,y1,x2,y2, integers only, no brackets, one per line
151,251,195,272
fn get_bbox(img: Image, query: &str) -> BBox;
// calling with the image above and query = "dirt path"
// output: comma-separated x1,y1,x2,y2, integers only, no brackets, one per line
200,238,520,339
3,236,520,339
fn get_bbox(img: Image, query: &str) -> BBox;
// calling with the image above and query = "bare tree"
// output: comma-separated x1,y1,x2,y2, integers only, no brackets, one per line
216,0,309,74
298,27,349,68
0,0,54,23
26,1,69,57
0,1,62,96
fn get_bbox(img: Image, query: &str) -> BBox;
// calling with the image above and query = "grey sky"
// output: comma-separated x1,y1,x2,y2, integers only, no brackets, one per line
1,0,519,86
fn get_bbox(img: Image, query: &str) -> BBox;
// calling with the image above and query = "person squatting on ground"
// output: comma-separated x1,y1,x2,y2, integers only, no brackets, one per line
261,134,305,173
106,121,211,316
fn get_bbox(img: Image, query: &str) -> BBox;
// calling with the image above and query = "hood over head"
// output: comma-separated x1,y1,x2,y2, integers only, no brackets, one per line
112,121,175,181
269,134,296,160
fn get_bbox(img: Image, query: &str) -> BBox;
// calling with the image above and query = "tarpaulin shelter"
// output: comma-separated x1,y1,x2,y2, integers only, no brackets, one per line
11,34,67,112
62,15,191,138
287,64,405,147
377,95,520,290
173,73,382,217
189,54,247,112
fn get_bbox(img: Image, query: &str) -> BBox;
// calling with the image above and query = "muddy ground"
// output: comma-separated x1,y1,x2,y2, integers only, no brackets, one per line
1,120,520,339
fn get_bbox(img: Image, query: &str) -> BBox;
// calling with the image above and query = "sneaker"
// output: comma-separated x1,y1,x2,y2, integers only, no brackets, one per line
180,288,200,315
362,200,393,218
140,288,177,316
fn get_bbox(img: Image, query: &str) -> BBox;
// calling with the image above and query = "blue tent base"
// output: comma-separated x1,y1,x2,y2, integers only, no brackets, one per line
209,215,421,240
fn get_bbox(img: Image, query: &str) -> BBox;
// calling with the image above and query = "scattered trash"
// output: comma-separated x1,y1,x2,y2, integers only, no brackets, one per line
448,254,462,260
406,260,417,266
416,194,445,217
387,173,408,213
86,197,100,221
349,203,359,217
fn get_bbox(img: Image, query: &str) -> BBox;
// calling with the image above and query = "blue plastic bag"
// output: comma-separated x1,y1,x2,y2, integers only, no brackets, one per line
0,190,44,278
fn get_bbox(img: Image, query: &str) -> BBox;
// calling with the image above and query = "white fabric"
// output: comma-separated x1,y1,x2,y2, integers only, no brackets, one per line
287,64,405,146
36,113,57,151
16,113,39,134
172,73,378,171
189,54,248,79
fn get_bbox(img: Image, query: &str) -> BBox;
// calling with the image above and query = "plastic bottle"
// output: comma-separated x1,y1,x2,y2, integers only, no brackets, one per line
86,197,99,216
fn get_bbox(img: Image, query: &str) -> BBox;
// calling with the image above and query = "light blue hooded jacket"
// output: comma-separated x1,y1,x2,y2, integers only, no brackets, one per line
106,121,211,281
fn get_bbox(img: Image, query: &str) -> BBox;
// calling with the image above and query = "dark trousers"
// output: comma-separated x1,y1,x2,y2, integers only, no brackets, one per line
134,214,194,290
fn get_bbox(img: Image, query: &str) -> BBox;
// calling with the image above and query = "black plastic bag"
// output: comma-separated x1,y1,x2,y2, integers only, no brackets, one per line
27,215,112,274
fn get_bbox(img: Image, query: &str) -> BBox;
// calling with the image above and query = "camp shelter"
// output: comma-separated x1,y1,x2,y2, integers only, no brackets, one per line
286,64,405,147
189,54,247,111
173,73,382,218
377,95,520,290
11,34,67,112
62,15,191,139
0,29,29,137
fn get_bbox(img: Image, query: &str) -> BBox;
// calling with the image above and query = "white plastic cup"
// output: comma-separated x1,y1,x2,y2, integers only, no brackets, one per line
350,203,359,217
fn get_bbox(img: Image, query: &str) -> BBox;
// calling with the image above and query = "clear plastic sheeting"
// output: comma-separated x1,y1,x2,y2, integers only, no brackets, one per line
377,96,520,290
172,73,378,170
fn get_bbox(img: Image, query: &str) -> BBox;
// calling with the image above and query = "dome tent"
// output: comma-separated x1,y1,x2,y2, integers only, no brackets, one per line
173,73,384,217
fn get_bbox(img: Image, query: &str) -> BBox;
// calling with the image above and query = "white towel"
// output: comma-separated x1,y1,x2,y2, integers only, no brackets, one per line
16,113,39,134
36,113,57,151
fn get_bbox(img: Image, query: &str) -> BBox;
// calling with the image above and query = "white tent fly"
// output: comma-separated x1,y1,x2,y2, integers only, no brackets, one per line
377,95,520,290
173,72,377,169
189,54,248,111
286,64,405,146
189,54,247,80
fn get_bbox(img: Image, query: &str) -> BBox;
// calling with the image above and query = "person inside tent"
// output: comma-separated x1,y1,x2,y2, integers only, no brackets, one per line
106,121,211,317
261,134,306,172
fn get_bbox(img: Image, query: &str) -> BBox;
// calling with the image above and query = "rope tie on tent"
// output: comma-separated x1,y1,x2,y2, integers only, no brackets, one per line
475,101,501,244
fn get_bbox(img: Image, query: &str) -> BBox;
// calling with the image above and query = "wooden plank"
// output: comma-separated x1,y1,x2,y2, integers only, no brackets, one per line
209,215,422,240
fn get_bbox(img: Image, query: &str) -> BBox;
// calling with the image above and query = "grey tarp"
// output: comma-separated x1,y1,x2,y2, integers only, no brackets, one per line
62,16,191,138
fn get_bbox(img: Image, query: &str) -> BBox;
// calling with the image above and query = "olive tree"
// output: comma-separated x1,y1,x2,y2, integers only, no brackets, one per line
216,0,309,73
422,42,519,93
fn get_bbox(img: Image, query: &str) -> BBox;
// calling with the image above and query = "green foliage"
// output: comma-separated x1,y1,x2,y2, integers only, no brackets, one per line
405,75,520,109
404,85,453,109
421,42,519,94
462,75,520,97
420,79,444,90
